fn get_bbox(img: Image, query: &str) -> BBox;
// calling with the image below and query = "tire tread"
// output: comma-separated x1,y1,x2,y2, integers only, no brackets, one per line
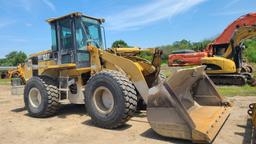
86,70,137,128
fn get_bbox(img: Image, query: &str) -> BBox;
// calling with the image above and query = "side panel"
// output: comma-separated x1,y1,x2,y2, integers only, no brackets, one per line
38,60,57,75
201,57,236,74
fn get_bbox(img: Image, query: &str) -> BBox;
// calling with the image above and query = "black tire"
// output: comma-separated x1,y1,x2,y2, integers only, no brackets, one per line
24,76,60,117
85,70,137,129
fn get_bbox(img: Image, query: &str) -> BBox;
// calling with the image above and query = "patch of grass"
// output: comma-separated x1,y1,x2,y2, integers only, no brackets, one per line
161,65,256,97
0,79,11,85
217,85,256,97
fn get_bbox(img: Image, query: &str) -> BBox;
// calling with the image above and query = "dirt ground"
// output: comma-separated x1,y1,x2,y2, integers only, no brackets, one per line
0,85,255,144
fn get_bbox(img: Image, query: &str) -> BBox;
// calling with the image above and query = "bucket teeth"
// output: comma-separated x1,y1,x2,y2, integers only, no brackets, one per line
147,66,232,143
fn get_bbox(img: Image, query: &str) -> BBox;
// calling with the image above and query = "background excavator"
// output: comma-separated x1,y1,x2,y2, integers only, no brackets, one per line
10,12,231,143
168,12,256,85
202,26,256,85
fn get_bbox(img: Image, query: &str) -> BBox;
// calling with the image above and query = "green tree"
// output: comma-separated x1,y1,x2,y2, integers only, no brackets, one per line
156,39,213,63
172,39,192,50
0,51,27,66
111,40,129,48
244,39,256,63
191,39,212,51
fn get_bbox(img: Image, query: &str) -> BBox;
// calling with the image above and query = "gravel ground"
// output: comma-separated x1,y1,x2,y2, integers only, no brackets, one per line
0,85,255,144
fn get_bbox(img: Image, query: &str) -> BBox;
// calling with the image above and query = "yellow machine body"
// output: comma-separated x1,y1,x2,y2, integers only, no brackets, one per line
11,12,231,143
200,26,256,85
202,26,256,74
201,56,236,74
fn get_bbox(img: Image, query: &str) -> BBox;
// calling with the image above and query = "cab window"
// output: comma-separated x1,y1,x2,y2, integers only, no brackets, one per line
51,23,57,51
59,18,73,49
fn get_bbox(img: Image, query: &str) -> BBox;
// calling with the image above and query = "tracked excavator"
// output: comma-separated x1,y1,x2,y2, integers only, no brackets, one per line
169,12,256,67
201,26,256,85
10,12,232,143
168,12,256,85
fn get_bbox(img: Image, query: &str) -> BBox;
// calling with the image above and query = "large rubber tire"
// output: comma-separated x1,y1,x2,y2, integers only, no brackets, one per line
85,70,137,129
24,76,60,117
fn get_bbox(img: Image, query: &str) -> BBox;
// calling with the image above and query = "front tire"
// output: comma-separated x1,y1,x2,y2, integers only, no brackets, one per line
24,76,60,117
85,70,137,129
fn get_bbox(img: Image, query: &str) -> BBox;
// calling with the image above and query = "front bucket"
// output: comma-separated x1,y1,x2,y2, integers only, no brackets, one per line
147,66,231,143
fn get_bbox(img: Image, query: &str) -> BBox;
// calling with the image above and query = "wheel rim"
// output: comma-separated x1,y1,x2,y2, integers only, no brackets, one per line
28,87,42,108
93,86,114,114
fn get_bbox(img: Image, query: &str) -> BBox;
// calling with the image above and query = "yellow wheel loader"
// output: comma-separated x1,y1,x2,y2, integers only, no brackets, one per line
201,26,256,85
11,12,232,143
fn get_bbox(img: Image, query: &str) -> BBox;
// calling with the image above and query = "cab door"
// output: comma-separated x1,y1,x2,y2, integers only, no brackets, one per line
74,18,91,68
58,17,76,64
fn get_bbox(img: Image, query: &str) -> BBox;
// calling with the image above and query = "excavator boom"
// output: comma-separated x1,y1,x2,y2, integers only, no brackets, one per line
214,13,256,44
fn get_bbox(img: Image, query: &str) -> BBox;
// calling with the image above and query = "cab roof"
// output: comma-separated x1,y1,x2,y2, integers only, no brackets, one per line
46,12,105,24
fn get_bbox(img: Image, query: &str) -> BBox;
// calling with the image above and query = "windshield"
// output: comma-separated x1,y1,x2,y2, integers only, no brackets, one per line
75,17,104,50
212,44,229,56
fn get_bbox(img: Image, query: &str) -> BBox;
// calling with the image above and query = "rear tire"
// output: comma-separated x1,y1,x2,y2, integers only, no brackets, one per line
24,76,60,117
85,70,137,129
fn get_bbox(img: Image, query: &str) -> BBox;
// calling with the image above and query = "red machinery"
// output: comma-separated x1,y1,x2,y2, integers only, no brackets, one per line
168,12,256,66
168,51,207,66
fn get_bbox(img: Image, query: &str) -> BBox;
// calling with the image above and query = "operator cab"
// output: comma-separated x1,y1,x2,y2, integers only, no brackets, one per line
47,12,105,68
212,43,245,68
212,43,229,57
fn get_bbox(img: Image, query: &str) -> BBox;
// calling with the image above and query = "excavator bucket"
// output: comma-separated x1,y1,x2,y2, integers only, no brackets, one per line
147,66,232,143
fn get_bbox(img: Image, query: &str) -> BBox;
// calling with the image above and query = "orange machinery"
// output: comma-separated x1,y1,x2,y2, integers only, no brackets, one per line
168,51,207,66
168,12,256,66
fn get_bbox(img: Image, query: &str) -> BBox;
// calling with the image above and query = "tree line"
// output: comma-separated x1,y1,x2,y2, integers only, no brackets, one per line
155,39,212,62
112,39,256,63
0,51,27,66
0,38,254,66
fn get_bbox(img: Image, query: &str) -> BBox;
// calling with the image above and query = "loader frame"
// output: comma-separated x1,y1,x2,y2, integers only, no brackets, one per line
10,12,232,143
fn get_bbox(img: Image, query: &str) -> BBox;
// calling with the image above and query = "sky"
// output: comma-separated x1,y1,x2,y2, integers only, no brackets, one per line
0,0,255,58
